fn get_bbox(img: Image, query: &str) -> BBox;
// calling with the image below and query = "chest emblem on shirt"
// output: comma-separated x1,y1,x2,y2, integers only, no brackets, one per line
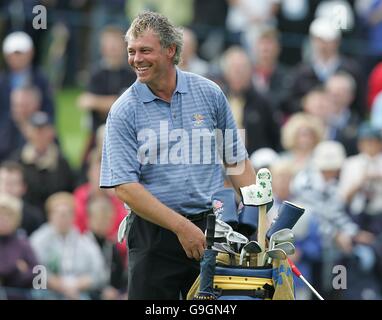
192,113,205,126
213,200,223,215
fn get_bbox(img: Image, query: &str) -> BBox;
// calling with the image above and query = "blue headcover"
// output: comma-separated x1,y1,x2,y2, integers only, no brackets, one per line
266,201,305,238
211,188,238,228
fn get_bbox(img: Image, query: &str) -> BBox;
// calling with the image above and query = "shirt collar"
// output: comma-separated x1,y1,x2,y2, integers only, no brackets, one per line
135,67,188,103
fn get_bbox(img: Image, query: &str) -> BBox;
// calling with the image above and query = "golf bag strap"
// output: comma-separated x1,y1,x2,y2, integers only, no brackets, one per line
217,284,274,299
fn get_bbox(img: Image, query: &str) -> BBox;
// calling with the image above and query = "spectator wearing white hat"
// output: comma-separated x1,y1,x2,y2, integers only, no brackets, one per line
286,17,366,119
291,140,374,298
0,31,55,160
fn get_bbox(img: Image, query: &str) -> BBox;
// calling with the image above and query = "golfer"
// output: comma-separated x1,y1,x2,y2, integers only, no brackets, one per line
100,11,256,299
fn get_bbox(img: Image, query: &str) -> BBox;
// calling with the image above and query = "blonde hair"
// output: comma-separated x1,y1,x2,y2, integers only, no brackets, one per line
45,192,74,215
0,193,22,226
281,112,325,150
126,11,183,65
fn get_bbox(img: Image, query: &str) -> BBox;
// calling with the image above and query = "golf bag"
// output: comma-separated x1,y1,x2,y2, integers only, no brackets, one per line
187,251,295,300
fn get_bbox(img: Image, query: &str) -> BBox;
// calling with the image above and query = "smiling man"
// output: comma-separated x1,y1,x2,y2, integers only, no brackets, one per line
100,11,256,300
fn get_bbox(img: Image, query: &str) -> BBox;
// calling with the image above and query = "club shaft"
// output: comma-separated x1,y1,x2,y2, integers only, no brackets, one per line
288,258,324,300
299,275,324,300
257,205,267,266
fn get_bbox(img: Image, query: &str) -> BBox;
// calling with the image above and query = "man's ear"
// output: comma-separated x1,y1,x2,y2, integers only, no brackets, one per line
167,44,177,61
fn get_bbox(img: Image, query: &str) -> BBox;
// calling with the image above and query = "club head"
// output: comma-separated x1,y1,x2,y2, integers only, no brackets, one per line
212,243,228,254
212,242,236,254
215,219,233,234
226,230,249,253
274,241,295,255
262,248,287,265
269,228,294,249
226,230,249,246
268,248,287,260
273,228,295,242
243,241,262,254
239,241,263,266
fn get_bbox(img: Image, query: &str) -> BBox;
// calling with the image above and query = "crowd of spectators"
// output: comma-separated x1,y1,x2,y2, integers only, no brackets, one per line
1,0,382,300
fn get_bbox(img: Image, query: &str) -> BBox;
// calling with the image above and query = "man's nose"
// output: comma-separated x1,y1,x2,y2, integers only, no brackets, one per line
134,51,144,64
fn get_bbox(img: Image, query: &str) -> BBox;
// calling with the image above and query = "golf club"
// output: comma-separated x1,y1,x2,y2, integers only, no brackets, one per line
239,241,262,266
213,242,238,266
226,230,249,252
268,228,294,250
274,241,295,256
287,258,324,300
262,248,287,266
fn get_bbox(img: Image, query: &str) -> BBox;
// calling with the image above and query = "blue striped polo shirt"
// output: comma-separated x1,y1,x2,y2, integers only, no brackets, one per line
100,67,247,215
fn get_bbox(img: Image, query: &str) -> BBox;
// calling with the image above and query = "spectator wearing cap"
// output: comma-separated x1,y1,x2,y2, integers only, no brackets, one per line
0,193,38,298
291,140,374,299
286,17,366,119
0,31,55,132
10,111,74,215
0,31,54,160
339,122,382,235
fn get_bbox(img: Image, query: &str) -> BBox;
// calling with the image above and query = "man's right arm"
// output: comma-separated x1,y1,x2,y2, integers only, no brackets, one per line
115,182,206,260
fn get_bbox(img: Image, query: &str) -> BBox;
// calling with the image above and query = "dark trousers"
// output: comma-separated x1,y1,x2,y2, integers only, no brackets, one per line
126,213,207,300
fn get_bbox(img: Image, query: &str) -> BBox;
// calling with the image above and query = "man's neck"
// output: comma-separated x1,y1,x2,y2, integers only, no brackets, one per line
148,67,177,102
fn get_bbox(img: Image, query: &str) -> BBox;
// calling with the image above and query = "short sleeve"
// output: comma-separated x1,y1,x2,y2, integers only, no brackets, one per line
100,110,141,188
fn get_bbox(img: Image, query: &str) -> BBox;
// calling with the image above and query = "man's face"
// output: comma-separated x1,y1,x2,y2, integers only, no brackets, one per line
312,37,339,60
358,138,382,157
26,125,55,153
255,36,279,63
127,30,175,85
4,51,33,71
224,52,252,93
0,207,18,236
101,33,127,65
326,77,354,113
11,90,40,123
0,169,26,197
49,203,74,235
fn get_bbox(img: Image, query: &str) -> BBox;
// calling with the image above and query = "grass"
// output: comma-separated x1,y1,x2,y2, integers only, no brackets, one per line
55,87,90,170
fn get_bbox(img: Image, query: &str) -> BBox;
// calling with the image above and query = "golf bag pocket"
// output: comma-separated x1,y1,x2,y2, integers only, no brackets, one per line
187,266,275,300
213,266,274,300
